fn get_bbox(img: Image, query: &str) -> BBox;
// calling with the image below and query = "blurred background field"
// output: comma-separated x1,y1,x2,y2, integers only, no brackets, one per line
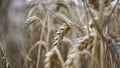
0,0,120,68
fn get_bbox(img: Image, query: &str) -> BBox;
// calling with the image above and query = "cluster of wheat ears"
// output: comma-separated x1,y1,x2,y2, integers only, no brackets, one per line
0,0,120,68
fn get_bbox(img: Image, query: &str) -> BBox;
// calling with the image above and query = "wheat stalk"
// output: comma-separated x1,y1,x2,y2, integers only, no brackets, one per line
45,10,72,68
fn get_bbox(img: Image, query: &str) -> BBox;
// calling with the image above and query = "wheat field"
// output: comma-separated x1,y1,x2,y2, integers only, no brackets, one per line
0,0,120,68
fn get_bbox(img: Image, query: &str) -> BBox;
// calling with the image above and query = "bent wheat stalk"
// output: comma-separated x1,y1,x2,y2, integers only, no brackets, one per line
45,10,72,68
